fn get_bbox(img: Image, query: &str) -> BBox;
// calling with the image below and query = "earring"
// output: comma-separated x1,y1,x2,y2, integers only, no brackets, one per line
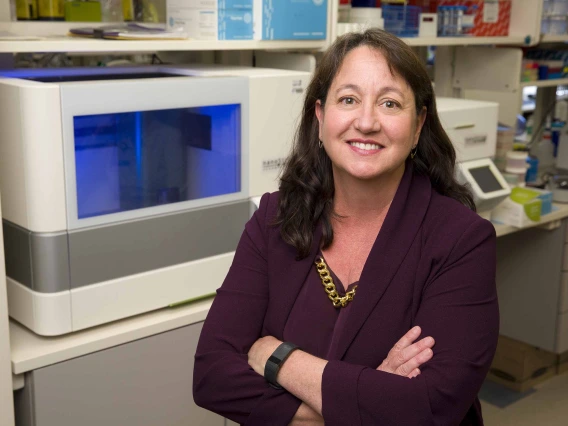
410,146,417,159
319,139,323,149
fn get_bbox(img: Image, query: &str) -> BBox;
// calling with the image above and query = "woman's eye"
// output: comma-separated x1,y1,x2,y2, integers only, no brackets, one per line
384,100,398,109
341,97,355,105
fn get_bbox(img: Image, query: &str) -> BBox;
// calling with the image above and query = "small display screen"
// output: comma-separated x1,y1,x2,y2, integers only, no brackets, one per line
469,166,504,193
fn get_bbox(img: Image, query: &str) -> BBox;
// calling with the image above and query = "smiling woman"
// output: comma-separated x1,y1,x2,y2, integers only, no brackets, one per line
193,29,499,426
315,46,426,195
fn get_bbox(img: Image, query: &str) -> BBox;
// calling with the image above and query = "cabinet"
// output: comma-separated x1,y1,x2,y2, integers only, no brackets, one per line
14,321,224,426
1,194,15,426
497,220,568,353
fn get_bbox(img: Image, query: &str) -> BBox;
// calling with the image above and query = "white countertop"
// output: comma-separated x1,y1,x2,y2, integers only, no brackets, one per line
10,202,568,375
10,298,213,375
493,203,568,238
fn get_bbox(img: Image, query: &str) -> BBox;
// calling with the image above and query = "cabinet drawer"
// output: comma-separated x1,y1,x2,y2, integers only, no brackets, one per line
15,322,224,426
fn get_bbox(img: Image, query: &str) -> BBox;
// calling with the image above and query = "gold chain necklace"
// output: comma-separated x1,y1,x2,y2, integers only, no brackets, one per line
315,257,357,308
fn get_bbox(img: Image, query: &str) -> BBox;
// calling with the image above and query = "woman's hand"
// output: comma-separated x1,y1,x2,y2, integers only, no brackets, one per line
248,336,283,376
377,326,434,379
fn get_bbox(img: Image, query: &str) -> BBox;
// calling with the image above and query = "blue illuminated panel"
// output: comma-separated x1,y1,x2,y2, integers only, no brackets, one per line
74,104,241,219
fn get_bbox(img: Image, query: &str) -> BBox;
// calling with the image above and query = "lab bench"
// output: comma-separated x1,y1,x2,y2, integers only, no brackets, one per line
8,203,568,426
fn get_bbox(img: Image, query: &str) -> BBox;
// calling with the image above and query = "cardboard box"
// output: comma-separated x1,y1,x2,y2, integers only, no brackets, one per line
253,0,327,40
487,335,557,392
557,351,568,375
167,0,253,40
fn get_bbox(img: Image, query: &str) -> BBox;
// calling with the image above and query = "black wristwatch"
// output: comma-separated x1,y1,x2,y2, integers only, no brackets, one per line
264,342,299,389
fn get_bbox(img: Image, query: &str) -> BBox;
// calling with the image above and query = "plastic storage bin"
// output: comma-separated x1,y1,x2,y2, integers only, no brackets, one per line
552,0,568,15
383,4,420,37
438,5,473,36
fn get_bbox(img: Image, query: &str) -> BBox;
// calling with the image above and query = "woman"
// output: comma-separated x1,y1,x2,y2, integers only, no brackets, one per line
193,28,499,426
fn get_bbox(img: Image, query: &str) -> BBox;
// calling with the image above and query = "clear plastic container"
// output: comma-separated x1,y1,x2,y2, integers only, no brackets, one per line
549,15,567,35
101,0,123,22
542,16,551,34
438,5,470,37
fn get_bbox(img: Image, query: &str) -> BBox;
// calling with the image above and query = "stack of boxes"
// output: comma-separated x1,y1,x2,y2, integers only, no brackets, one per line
167,0,328,41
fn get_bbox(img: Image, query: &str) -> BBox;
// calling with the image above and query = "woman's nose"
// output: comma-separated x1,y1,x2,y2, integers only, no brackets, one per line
354,104,380,133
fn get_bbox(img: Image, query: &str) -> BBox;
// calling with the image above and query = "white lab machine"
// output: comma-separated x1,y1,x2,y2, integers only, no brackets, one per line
0,65,310,336
436,97,511,217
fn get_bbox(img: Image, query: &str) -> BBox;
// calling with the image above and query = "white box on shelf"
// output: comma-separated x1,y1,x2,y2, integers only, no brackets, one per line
419,13,437,38
167,0,253,40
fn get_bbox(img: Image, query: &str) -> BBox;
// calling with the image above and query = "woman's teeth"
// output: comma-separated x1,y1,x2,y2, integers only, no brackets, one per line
350,142,381,150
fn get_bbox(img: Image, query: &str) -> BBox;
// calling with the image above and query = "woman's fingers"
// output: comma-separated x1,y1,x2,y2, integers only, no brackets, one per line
408,368,421,379
390,326,422,354
377,326,435,377
397,347,434,377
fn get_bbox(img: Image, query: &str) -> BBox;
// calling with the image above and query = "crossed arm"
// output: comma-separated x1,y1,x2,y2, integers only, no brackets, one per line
247,326,435,425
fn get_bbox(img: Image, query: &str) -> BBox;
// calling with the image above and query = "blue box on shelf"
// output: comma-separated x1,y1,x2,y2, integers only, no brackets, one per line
253,0,327,40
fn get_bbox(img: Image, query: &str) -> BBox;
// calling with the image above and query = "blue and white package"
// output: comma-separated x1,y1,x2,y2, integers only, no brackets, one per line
253,0,327,40
167,0,253,40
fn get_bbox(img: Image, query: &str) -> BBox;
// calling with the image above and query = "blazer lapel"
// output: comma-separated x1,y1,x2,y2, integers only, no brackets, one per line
267,222,323,336
332,163,432,360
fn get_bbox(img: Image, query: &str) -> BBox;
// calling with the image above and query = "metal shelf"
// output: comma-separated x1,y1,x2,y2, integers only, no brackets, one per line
0,36,328,53
520,78,568,88
402,35,527,46
540,34,568,44
0,22,327,53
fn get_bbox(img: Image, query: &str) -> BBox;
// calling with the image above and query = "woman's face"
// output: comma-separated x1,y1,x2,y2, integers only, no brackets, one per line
315,46,426,185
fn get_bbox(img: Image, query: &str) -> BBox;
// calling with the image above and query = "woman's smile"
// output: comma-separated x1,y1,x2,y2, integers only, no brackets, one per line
347,139,384,155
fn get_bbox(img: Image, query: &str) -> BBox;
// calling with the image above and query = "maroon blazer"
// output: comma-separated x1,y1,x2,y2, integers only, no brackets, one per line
193,164,499,426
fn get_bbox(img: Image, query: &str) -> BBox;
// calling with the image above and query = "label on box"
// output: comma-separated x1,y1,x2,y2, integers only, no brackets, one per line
483,0,499,23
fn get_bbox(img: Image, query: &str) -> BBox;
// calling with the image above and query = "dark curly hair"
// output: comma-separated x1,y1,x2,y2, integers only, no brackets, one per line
275,28,474,259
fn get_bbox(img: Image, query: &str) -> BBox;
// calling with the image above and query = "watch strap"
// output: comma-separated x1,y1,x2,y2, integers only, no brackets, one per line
264,342,299,389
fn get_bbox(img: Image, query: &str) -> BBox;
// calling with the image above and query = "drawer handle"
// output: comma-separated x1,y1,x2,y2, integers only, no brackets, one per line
453,123,476,130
